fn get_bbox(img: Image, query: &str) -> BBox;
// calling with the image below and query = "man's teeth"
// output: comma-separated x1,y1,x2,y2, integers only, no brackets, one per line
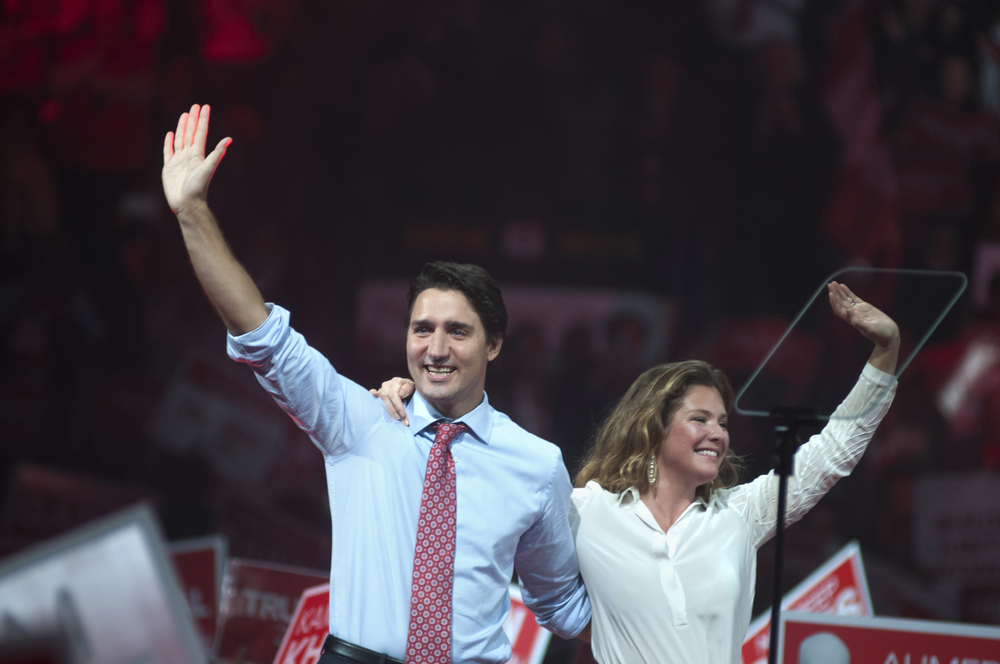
696,450,719,458
428,367,454,375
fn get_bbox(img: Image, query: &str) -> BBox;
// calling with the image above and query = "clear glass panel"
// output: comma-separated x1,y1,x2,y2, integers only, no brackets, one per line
734,268,967,420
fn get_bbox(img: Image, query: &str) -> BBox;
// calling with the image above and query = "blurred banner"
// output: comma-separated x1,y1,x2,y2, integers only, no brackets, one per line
214,559,327,664
212,490,330,570
170,535,229,654
355,280,680,365
0,464,154,554
0,504,206,664
149,350,288,486
270,582,551,664
914,473,1000,586
741,541,872,664
862,553,960,622
777,611,1000,664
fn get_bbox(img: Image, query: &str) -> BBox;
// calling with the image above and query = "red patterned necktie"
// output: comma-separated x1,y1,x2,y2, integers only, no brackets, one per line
405,421,466,664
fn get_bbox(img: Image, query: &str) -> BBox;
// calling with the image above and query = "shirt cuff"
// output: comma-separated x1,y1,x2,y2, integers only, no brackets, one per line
861,360,896,387
226,303,290,363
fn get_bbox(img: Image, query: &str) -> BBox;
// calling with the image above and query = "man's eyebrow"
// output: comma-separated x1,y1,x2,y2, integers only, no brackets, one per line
410,319,476,330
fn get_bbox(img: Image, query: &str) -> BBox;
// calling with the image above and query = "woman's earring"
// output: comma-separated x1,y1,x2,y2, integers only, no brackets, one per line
648,453,657,486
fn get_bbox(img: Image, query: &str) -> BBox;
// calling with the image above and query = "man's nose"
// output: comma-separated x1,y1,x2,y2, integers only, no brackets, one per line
428,331,449,358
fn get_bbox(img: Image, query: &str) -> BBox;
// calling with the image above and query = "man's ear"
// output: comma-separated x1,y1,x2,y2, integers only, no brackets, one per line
487,335,503,362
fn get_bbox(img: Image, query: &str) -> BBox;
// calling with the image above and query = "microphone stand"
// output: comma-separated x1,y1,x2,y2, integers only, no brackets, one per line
767,407,822,664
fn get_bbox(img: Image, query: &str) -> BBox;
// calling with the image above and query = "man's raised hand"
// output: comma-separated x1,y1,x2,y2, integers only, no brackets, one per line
162,104,231,215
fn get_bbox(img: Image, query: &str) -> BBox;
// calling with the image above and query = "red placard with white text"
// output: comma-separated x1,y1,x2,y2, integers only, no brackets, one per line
741,541,872,664
272,583,329,664
778,611,1000,664
271,583,552,664
169,536,227,653
215,559,327,664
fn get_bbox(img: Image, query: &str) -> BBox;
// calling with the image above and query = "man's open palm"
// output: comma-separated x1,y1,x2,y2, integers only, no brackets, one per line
162,104,230,213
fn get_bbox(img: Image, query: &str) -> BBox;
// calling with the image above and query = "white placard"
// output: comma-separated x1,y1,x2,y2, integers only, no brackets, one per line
0,504,206,664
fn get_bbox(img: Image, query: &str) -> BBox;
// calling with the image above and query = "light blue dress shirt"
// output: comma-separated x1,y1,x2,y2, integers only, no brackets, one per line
227,304,590,663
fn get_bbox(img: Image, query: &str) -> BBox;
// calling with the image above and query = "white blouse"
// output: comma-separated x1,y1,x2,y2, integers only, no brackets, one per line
570,363,896,664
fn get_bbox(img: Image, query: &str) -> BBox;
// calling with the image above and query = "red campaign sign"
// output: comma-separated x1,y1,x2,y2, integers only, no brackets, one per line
504,585,552,664
215,559,327,664
169,536,228,653
742,541,872,664
779,612,1000,664
272,584,329,664
271,583,552,664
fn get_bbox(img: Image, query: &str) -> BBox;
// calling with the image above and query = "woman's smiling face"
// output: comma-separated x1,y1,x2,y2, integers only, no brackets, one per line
656,385,730,492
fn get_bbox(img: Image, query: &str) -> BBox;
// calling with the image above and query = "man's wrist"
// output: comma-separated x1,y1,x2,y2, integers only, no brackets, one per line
175,198,211,222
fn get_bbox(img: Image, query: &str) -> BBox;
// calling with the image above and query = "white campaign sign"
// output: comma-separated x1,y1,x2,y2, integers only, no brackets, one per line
0,504,206,664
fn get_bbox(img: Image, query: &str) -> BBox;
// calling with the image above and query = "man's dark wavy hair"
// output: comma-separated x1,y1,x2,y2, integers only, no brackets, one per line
405,262,508,343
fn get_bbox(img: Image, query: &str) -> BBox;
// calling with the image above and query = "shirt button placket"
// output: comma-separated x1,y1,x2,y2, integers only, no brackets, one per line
654,533,688,627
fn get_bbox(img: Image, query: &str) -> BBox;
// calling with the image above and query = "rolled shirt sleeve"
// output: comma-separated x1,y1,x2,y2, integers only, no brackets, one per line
734,362,897,549
226,303,384,457
515,451,591,639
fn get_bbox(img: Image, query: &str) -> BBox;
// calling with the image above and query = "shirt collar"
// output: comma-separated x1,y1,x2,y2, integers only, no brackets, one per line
617,486,710,509
618,486,641,507
407,390,494,445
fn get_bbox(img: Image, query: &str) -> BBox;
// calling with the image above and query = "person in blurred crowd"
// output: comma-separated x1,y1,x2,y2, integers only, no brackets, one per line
160,103,589,664
378,282,898,663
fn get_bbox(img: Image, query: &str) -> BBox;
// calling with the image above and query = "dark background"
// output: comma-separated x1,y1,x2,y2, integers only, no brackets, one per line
3,0,1000,660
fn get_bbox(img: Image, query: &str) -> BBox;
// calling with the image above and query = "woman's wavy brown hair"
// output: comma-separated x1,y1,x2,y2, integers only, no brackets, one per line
575,360,744,502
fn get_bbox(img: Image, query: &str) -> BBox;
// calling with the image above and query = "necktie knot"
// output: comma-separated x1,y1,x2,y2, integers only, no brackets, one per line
431,421,467,446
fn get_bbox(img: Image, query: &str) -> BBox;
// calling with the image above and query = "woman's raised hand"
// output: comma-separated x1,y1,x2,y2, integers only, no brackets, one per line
162,104,231,215
828,280,900,374
827,281,899,347
370,377,416,426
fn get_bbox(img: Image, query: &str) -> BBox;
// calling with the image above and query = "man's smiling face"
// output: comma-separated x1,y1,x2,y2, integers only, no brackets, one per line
406,288,502,419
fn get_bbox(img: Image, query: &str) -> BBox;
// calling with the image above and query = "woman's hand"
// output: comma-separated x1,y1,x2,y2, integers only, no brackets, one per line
828,280,900,374
370,377,416,426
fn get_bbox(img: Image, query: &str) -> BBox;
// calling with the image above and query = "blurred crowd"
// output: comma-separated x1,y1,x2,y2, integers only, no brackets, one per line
4,0,1000,645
